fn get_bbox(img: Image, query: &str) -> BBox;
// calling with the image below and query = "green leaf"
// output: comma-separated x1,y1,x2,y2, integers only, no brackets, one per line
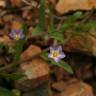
73,11,82,18
83,21,96,31
32,0,45,37
0,87,16,96
48,21,65,43
32,26,42,36
22,24,28,35
0,72,23,80
60,23,73,32
48,6,65,43
41,52,73,74
0,43,4,54
68,11,82,21
40,52,49,61
8,73,24,80
12,89,21,96
39,0,45,29
48,5,54,32
13,39,26,62
51,60,73,74
49,32,64,43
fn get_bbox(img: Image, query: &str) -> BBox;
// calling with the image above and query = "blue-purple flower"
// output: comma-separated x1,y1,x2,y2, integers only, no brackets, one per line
48,46,66,62
9,29,25,40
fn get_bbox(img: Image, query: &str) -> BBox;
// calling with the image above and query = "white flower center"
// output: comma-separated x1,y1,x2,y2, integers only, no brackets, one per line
52,51,59,58
14,34,20,40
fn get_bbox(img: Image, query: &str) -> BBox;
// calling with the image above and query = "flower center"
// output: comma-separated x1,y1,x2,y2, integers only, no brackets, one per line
53,51,59,57
14,34,20,40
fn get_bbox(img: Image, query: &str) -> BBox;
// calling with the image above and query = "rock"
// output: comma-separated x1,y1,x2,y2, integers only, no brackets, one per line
64,33,96,56
3,14,14,23
21,45,41,60
23,83,52,96
53,67,70,81
21,58,50,79
31,1,38,7
49,0,57,5
10,0,22,7
15,75,49,92
56,0,96,14
53,67,64,81
58,80,93,96
88,34,96,56
52,81,66,92
0,0,6,8
94,91,96,96
0,35,12,44
15,58,50,91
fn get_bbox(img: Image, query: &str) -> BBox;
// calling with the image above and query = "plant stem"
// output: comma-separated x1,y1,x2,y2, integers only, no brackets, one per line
0,48,49,72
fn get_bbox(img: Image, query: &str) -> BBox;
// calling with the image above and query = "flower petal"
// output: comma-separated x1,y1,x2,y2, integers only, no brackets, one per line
57,46,62,52
54,57,59,62
48,53,52,58
16,29,23,34
59,53,66,59
11,29,16,33
19,32,25,39
9,32,15,39
50,47,54,53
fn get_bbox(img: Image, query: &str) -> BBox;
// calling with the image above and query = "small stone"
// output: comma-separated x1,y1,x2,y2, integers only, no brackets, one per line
49,0,57,5
21,45,41,60
54,67,65,81
32,1,38,7
52,81,66,92
3,15,14,23
0,35,11,44
10,0,22,7
59,81,93,96
0,0,6,8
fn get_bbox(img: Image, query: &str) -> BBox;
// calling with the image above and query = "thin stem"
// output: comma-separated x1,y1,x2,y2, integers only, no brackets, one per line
0,48,49,72
22,0,32,6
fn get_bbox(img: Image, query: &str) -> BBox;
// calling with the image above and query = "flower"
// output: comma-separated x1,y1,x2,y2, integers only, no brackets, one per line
9,29,25,40
48,46,66,62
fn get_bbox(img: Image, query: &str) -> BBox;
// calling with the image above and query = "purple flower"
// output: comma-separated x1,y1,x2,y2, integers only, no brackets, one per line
9,29,25,40
48,46,66,62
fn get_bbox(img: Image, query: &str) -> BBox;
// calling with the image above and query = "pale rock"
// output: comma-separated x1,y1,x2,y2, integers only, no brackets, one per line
59,81,93,96
15,57,50,91
56,0,96,14
21,58,50,79
3,14,14,23
0,35,12,44
0,0,6,8
52,81,66,92
87,34,96,56
21,45,41,60
64,33,96,56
